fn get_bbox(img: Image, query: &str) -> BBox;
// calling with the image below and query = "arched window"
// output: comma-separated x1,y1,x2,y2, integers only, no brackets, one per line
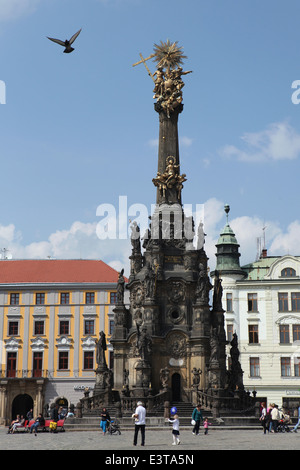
281,267,296,277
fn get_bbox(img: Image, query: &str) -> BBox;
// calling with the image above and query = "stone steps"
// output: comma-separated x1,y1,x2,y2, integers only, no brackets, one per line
63,414,264,432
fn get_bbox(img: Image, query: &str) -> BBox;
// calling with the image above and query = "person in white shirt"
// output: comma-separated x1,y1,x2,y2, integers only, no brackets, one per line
168,414,180,445
133,401,146,446
270,404,281,433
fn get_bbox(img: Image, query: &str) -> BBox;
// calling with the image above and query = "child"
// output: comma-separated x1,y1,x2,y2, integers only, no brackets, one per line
168,413,180,445
203,417,212,435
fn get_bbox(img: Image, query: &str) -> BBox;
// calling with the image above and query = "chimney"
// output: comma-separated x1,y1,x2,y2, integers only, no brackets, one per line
261,248,267,258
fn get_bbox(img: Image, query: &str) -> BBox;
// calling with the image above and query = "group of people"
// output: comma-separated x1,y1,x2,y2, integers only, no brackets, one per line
7,404,74,435
130,401,211,447
259,402,300,434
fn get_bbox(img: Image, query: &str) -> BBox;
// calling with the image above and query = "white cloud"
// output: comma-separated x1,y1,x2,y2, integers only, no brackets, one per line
269,220,300,256
0,199,299,277
220,121,300,162
0,0,40,22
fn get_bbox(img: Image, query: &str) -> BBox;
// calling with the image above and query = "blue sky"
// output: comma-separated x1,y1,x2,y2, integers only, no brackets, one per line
0,0,300,274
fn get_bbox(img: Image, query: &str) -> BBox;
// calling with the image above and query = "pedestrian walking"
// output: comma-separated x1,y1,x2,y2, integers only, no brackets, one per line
203,417,212,435
100,407,111,435
259,402,268,434
191,404,203,435
291,404,300,432
133,401,146,446
270,404,280,433
168,413,180,445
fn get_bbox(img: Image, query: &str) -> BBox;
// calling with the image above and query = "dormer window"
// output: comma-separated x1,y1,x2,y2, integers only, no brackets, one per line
281,267,296,277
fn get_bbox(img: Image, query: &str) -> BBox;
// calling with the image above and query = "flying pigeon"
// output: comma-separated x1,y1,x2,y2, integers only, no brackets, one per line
47,28,82,53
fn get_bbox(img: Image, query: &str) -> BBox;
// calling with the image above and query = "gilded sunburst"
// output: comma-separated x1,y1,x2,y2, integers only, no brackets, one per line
153,39,187,72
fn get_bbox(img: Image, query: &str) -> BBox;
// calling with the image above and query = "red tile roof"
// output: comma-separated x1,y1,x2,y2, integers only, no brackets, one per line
0,259,125,284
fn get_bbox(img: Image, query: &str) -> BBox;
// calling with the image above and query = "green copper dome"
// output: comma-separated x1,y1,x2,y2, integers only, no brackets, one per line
214,206,246,277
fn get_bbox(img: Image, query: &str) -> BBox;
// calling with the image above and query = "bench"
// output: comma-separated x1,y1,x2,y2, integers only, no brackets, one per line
12,418,65,433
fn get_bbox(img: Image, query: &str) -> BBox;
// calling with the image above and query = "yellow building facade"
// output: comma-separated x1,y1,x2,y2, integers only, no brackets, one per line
0,259,126,425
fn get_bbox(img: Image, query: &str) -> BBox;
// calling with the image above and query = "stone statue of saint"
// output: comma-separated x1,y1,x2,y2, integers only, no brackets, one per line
96,331,107,369
213,270,223,311
130,221,141,254
136,322,152,362
117,269,125,304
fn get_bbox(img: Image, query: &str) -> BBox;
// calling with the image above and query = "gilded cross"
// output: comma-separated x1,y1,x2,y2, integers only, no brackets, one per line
132,53,155,82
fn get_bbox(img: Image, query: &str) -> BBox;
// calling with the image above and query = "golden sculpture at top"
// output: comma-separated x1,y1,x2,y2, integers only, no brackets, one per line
152,156,187,201
133,40,192,117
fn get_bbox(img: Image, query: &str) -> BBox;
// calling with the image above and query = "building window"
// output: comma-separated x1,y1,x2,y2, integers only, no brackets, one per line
110,292,117,304
281,357,291,377
6,352,17,377
281,267,296,277
250,357,260,377
59,320,69,335
10,293,19,305
109,320,114,336
226,293,233,312
292,293,300,312
58,351,69,370
33,352,43,377
84,320,94,335
294,359,300,377
279,325,290,344
8,321,18,336
34,320,44,335
248,293,258,312
278,293,288,312
36,293,45,305
83,351,94,370
227,324,234,342
85,292,95,304
248,325,259,344
293,325,300,342
60,292,70,305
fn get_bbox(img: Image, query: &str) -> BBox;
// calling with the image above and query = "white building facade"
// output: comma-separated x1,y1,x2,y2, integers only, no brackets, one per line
212,208,300,409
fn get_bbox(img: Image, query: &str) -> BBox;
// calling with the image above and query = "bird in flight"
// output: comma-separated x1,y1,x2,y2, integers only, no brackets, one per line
47,28,82,53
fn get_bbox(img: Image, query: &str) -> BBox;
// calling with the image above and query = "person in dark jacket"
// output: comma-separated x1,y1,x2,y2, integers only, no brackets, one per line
100,407,111,434
192,404,203,436
50,404,59,432
30,414,45,435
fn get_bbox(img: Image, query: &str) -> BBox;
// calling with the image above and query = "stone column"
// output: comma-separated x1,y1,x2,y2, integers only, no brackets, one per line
0,382,8,425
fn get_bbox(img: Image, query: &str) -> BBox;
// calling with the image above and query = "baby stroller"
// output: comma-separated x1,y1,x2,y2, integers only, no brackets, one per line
277,418,290,433
107,419,121,435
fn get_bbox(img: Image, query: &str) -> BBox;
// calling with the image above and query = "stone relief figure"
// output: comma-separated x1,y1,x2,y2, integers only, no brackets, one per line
209,327,219,365
117,269,125,304
136,322,152,363
213,270,223,311
160,367,170,389
96,331,107,369
168,280,185,303
123,369,129,387
191,367,202,387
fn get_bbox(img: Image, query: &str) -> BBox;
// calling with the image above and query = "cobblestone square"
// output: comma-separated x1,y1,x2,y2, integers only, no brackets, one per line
1,428,299,454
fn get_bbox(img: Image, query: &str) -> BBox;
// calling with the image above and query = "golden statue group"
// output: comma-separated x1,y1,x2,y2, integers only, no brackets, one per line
133,39,192,118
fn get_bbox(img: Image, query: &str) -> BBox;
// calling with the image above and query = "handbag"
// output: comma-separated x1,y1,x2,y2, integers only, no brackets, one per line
191,419,196,426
